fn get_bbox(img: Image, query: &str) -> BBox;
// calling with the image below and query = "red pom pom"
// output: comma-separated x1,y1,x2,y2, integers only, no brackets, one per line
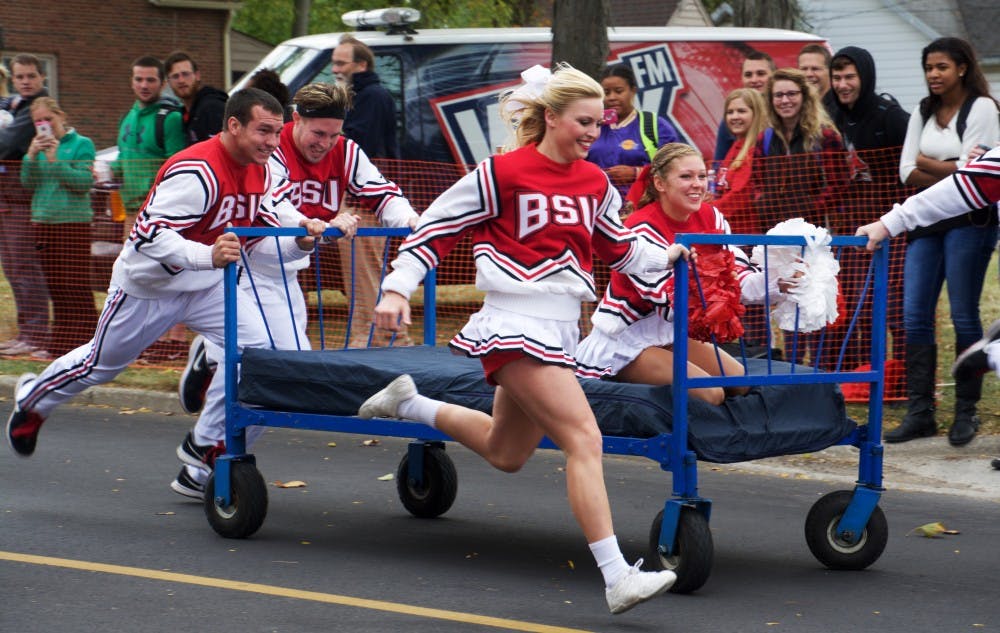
667,248,746,343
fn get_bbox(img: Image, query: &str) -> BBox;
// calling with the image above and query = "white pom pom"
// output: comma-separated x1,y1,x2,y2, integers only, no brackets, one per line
753,218,840,332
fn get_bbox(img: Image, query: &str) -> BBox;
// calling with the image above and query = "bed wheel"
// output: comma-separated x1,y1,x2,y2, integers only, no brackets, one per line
648,506,713,593
805,490,887,570
204,461,269,539
396,445,457,518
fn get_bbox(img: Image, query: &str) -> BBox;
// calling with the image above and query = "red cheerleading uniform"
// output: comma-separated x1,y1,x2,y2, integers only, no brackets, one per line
116,136,281,297
380,144,673,371
270,122,413,227
383,144,671,313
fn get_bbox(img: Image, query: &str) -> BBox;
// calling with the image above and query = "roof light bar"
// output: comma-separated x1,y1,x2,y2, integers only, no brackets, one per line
342,8,421,29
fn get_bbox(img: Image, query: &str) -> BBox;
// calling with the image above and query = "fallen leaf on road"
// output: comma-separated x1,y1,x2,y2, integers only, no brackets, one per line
907,521,953,538
362,439,380,446
377,473,394,481
327,442,337,447
156,511,175,516
273,480,308,488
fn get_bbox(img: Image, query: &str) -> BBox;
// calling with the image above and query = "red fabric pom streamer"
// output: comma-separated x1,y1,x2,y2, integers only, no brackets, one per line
667,247,746,343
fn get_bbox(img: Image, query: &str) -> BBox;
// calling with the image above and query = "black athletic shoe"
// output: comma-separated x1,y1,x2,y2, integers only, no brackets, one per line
6,373,44,457
178,335,214,414
176,430,225,470
952,319,1000,382
170,466,206,499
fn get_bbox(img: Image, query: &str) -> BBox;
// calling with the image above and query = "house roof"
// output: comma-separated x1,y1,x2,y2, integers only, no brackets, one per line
956,0,1000,59
900,0,1000,60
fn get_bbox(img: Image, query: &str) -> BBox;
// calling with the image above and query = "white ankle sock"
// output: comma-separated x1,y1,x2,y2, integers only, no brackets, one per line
185,464,208,484
589,535,630,588
397,394,443,427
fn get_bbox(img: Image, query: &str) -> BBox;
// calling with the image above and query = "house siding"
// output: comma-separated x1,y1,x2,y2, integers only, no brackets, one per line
668,0,713,27
800,0,1000,113
800,0,932,111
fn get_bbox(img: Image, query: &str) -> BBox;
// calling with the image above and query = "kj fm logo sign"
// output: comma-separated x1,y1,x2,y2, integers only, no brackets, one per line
431,44,689,166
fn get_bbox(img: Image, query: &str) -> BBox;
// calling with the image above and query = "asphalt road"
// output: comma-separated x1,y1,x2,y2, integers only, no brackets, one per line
2,404,999,633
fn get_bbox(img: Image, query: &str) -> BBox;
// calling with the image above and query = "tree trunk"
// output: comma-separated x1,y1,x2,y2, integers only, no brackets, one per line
731,0,802,29
293,0,311,37
551,0,609,80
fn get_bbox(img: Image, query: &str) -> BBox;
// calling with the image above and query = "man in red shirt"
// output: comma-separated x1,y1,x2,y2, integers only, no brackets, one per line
7,89,325,495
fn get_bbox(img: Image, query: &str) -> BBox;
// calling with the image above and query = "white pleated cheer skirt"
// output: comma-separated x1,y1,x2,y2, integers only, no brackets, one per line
448,303,580,369
575,315,676,378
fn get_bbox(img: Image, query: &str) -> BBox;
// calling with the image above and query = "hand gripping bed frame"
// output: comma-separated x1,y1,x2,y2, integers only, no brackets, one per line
208,227,889,594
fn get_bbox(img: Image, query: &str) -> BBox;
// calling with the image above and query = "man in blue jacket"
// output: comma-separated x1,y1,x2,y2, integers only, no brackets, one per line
331,35,400,159
330,35,407,346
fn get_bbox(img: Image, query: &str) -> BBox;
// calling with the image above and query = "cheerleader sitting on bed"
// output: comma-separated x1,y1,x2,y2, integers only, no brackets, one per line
575,143,798,405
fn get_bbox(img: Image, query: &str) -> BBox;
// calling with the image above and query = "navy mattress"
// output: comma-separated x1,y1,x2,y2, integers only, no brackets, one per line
238,345,855,464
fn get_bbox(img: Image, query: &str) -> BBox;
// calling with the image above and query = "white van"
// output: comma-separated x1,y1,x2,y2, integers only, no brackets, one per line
236,18,825,164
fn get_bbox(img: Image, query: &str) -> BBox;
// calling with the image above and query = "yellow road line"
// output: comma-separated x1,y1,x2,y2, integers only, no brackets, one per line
0,550,593,633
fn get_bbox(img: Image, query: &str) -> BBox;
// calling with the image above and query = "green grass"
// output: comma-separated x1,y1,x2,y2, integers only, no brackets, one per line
1,258,997,435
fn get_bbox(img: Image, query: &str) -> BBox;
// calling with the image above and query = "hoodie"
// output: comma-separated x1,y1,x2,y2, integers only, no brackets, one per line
830,46,909,151
183,85,228,146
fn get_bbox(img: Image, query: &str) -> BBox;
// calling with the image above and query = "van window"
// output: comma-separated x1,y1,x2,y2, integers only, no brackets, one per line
415,43,549,100
233,44,325,92
311,52,404,147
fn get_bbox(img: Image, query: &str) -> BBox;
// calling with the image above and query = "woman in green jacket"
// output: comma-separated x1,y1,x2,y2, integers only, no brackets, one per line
21,97,98,356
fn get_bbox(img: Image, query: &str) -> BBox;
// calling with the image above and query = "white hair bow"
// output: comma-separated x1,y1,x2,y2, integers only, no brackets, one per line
503,64,552,115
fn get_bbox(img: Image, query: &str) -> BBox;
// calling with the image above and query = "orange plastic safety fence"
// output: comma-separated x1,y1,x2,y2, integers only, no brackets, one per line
0,147,988,409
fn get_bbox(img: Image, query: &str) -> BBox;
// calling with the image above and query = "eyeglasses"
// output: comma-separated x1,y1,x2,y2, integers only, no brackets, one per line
772,90,802,101
168,71,194,81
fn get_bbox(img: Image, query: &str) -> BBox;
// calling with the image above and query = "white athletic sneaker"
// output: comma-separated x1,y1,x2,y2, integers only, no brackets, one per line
605,559,675,615
358,374,417,419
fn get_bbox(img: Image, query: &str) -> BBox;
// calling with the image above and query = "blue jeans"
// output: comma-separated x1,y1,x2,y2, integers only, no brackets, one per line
903,224,998,350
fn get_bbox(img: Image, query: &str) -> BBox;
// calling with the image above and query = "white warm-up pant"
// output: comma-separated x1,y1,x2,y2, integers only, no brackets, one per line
17,281,269,449
203,268,310,367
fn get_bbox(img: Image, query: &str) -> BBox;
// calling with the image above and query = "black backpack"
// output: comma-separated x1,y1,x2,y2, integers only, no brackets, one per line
152,96,184,151
920,95,1000,144
119,95,183,154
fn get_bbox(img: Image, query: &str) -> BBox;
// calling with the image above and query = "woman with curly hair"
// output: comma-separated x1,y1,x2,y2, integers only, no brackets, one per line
752,68,849,366
753,67,848,231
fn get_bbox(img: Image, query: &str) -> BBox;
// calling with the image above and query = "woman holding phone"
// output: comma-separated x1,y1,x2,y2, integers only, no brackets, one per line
20,97,98,357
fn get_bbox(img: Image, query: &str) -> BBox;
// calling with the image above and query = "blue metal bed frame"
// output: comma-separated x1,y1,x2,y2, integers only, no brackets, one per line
207,227,890,593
